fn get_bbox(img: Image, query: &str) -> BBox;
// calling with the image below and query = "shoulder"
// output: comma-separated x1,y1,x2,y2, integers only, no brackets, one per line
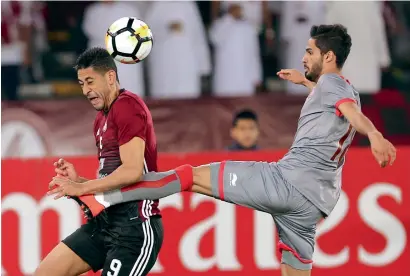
318,74,347,88
113,90,148,116
318,74,353,95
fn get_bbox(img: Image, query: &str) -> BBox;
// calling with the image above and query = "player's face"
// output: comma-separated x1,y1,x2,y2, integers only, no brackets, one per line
78,67,110,111
231,119,259,149
302,38,323,82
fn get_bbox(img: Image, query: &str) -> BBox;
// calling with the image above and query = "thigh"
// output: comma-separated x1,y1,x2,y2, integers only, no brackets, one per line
209,161,290,214
274,188,323,271
102,217,164,276
35,243,91,276
36,220,106,275
61,219,107,272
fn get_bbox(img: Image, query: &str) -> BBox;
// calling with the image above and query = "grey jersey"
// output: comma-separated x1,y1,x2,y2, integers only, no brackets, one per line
278,73,361,216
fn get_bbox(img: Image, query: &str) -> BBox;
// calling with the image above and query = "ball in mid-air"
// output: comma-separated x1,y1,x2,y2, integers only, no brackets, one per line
105,17,153,64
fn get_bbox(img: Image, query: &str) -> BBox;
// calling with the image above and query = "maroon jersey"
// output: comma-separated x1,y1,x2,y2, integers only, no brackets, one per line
94,89,160,220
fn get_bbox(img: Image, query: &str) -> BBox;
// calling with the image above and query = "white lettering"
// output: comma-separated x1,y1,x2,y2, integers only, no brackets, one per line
254,211,280,269
358,183,406,266
1,121,47,158
314,191,349,267
180,195,241,271
150,194,183,273
107,259,122,276
1,193,81,274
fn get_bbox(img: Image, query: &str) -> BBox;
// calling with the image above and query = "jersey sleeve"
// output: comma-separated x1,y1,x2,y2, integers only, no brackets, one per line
112,98,147,146
321,75,357,117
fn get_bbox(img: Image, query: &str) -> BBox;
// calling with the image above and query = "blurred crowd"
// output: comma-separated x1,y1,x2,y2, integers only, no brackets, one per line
2,1,410,101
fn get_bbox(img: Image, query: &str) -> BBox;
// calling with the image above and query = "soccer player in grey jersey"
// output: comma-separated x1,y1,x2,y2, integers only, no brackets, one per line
50,24,396,276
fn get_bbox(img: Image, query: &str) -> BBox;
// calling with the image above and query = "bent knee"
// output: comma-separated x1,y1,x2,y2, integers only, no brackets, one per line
281,251,312,275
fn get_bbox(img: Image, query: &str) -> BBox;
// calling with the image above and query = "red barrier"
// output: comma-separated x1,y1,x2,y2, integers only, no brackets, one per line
2,148,409,276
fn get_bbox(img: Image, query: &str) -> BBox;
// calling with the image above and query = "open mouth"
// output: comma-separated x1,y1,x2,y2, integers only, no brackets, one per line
88,97,99,104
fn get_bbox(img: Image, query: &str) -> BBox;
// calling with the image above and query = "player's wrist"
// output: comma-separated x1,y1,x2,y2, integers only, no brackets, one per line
368,131,383,141
76,176,88,183
81,180,96,194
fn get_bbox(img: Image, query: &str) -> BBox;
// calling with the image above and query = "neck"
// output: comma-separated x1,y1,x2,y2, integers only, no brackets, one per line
105,83,121,111
321,67,341,76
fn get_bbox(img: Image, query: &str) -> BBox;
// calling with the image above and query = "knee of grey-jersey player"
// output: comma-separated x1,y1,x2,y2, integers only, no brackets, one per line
281,250,312,271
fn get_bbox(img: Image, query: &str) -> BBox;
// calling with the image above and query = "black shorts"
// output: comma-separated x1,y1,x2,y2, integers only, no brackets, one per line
62,201,163,276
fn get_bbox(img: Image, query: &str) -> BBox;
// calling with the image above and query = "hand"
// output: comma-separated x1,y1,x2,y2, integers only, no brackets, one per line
47,176,87,199
368,132,397,168
277,69,307,85
53,158,79,182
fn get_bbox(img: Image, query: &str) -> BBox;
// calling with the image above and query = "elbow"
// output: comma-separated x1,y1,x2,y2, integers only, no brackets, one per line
130,169,143,184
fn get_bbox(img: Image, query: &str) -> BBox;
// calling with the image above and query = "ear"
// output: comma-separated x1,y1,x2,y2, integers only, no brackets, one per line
324,51,336,64
106,70,117,85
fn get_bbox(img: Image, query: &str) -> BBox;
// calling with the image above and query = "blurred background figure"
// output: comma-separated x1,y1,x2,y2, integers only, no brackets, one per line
1,1,33,100
227,109,260,151
83,0,145,96
146,1,211,99
212,1,281,93
28,1,48,84
213,1,274,35
326,1,391,94
280,1,325,95
210,2,262,97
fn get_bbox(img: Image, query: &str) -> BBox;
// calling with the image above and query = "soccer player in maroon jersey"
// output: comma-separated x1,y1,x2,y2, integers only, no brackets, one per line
36,48,163,276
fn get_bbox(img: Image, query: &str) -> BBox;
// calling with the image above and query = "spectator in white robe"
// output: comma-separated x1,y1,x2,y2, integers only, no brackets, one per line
210,3,262,97
326,1,391,93
145,1,211,99
280,1,325,95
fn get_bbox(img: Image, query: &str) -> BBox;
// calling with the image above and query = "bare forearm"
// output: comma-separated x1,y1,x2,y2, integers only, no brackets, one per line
347,112,380,137
77,176,89,183
83,165,142,194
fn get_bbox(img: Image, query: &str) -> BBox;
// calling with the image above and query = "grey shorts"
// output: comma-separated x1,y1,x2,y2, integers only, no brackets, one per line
210,161,323,270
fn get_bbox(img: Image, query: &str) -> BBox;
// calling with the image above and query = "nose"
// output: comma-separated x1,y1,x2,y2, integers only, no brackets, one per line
82,84,91,96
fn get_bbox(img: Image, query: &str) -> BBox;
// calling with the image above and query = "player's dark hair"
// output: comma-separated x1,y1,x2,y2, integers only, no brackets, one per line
74,47,119,82
310,24,352,68
232,109,258,127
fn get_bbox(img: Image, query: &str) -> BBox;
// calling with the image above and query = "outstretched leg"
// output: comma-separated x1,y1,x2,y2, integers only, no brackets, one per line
78,161,319,276
79,161,277,217
78,164,195,217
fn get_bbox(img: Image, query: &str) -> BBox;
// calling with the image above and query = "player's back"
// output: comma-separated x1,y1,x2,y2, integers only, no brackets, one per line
94,89,160,221
278,73,361,216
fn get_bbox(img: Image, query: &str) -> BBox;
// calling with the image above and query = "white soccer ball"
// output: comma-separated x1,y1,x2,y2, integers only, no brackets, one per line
105,17,153,64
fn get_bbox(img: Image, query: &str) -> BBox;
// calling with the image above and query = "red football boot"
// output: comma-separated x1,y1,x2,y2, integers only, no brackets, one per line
70,195,106,219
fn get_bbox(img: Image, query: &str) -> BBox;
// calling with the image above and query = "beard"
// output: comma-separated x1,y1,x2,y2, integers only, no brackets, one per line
305,60,323,83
